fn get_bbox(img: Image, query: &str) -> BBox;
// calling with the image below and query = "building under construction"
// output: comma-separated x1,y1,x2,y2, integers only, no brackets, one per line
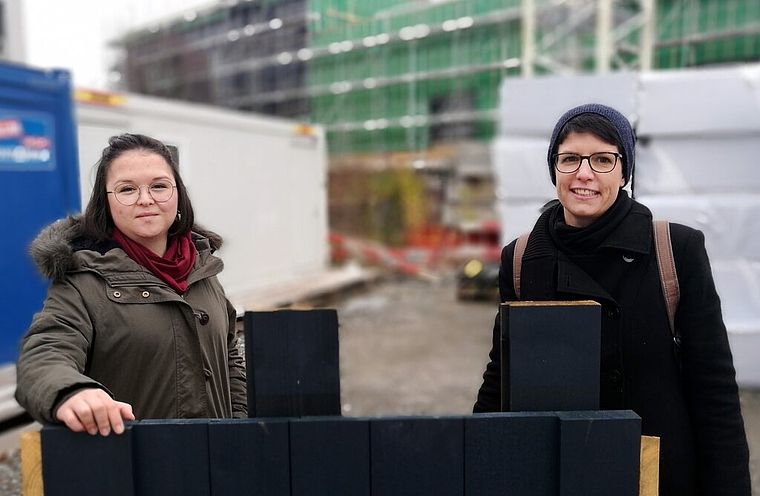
113,0,760,245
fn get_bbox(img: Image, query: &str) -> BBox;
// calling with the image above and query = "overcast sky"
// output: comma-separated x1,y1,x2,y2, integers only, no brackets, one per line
21,0,214,89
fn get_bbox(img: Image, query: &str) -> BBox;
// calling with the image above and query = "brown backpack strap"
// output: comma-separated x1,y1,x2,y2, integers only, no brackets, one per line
512,232,530,300
512,223,680,347
653,220,680,343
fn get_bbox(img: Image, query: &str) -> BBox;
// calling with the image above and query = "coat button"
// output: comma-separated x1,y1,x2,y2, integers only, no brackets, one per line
142,291,150,298
609,370,622,383
606,306,620,319
113,291,121,298
198,312,210,325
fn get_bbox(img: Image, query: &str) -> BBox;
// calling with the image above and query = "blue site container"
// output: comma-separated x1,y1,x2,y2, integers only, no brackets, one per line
0,62,80,366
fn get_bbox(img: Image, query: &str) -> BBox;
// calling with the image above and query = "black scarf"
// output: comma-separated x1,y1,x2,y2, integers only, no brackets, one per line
548,189,632,256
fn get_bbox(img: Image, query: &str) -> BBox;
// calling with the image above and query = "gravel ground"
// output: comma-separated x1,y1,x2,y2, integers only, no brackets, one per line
336,275,496,417
1,274,758,494
0,447,22,496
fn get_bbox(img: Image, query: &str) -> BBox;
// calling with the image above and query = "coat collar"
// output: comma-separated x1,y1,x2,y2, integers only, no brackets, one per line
525,198,654,260
593,200,653,255
555,252,614,301
30,215,223,283
519,198,654,302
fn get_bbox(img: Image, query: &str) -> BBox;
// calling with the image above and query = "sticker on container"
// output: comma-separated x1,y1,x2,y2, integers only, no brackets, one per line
0,110,56,171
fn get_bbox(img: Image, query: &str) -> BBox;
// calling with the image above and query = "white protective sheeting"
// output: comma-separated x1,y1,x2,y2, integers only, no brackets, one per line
498,72,639,137
494,64,760,386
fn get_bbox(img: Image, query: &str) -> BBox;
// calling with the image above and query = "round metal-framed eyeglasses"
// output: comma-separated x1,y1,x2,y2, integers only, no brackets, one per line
552,152,622,174
107,180,177,206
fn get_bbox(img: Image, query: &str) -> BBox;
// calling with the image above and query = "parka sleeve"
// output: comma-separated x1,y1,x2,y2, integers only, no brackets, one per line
674,226,751,493
473,240,519,413
15,277,109,424
225,299,248,418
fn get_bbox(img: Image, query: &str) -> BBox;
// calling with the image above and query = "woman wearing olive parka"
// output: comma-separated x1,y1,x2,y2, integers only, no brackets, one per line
16,133,247,436
474,104,750,495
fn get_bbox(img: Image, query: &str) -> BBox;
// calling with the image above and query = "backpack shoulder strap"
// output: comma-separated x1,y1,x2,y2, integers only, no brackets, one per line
653,220,680,343
512,232,530,300
512,222,681,346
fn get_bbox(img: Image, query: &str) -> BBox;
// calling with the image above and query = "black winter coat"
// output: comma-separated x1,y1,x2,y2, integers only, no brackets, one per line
474,199,750,495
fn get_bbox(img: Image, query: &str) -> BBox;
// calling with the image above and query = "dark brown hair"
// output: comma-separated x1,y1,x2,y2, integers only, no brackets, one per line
79,133,195,241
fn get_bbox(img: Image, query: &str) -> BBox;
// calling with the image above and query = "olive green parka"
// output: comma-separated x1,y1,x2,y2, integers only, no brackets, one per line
15,216,247,423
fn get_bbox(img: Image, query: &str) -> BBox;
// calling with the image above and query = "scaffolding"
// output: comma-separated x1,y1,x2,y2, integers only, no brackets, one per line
304,0,760,156
114,0,760,155
112,0,760,242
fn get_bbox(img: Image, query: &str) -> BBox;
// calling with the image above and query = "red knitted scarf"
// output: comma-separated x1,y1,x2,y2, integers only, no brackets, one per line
112,228,197,294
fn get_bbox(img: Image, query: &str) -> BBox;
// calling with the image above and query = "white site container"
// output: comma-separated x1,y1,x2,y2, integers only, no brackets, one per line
75,91,330,311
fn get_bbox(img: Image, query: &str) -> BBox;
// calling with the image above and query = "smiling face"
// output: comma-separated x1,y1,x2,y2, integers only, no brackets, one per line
555,132,625,228
106,150,178,256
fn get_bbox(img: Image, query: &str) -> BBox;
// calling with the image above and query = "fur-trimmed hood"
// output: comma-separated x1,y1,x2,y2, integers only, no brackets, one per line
29,215,223,281
29,215,84,281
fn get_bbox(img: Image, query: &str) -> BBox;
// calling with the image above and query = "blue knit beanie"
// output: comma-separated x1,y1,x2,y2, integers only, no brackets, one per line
547,103,635,186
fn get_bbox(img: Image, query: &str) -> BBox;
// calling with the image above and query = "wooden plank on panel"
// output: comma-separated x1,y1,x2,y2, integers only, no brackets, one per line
639,435,660,496
465,412,559,495
500,301,601,411
290,416,370,496
40,425,134,496
244,309,341,417
557,410,641,496
132,419,210,496
371,416,463,496
208,418,291,495
20,430,42,496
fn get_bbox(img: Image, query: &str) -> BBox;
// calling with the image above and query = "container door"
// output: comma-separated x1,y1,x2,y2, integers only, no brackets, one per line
0,63,80,366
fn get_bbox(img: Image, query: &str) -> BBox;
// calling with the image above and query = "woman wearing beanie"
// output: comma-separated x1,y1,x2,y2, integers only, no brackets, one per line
473,103,750,494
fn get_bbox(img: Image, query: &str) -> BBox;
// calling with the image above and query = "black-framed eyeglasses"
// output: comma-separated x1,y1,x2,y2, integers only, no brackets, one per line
107,180,176,206
552,152,622,174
